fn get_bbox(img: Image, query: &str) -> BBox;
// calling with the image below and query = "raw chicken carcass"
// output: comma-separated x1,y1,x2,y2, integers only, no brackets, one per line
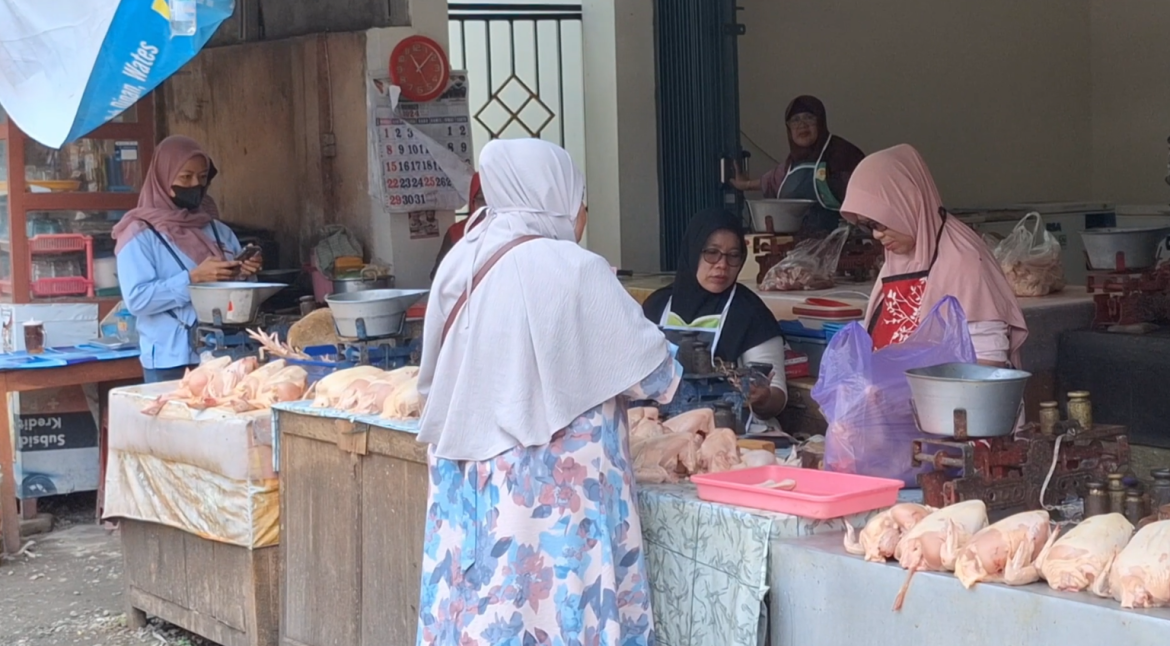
141,356,232,415
310,366,386,408
662,407,715,436
232,359,288,401
632,431,700,484
239,365,309,411
1038,513,1133,592
953,510,1052,589
629,414,664,443
892,500,988,610
629,407,658,427
197,356,259,407
381,375,421,419
844,503,933,563
1091,519,1170,608
697,428,741,474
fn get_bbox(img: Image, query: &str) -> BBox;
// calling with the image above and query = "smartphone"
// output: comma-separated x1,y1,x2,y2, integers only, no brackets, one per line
235,245,261,264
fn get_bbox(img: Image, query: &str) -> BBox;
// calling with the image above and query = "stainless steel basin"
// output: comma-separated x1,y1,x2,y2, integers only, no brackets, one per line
188,282,287,325
325,288,428,338
906,362,1031,438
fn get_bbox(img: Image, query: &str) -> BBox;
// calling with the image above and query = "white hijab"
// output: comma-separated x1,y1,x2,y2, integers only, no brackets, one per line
417,139,670,461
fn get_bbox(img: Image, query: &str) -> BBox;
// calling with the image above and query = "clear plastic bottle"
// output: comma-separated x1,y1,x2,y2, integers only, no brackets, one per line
168,0,197,37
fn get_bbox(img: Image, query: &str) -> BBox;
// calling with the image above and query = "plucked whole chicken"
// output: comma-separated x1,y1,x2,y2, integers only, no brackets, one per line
844,503,933,563
309,365,422,420
1037,513,1133,593
1091,519,1170,609
141,356,312,414
952,510,1052,589
627,406,779,483
892,500,988,610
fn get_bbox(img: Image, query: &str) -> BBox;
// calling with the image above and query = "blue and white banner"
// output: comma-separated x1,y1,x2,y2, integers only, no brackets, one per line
0,0,234,148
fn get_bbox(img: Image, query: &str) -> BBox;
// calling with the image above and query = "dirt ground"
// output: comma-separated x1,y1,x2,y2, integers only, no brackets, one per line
0,494,213,646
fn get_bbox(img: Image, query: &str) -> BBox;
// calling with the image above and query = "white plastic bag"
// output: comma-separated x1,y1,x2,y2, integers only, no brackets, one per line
760,226,850,291
992,212,1065,297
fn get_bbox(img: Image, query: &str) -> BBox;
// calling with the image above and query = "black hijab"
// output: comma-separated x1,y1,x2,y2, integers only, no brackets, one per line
784,95,866,199
642,209,781,361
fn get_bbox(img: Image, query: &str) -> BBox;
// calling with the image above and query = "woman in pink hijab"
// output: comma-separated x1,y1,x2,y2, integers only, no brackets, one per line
113,136,262,382
840,144,1027,367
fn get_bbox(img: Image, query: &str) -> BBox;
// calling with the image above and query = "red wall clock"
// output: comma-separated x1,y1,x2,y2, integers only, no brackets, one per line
389,35,450,103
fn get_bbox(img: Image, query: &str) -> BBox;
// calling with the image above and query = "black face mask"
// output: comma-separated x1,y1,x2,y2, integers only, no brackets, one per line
171,185,206,211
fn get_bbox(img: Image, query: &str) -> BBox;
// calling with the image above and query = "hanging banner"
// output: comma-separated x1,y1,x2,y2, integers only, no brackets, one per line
370,71,474,214
0,0,234,148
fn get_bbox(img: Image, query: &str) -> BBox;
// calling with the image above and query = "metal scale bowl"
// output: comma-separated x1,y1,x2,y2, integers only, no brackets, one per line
324,289,427,367
188,282,290,359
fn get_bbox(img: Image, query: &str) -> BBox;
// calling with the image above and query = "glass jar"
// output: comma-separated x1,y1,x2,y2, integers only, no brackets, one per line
1067,391,1093,430
1038,401,1060,435
1084,480,1109,518
1107,473,1126,515
1150,468,1170,510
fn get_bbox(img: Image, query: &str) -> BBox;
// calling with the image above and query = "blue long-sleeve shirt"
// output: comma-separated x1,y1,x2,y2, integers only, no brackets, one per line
116,221,241,369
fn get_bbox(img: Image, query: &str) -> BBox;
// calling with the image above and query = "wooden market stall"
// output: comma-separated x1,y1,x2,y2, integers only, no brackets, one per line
273,404,428,646
105,382,281,646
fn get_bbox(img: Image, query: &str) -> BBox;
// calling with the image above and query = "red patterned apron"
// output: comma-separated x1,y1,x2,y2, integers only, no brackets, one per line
868,220,946,350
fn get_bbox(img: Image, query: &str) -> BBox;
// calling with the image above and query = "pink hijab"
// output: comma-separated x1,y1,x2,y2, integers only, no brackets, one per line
840,144,1028,366
112,135,224,263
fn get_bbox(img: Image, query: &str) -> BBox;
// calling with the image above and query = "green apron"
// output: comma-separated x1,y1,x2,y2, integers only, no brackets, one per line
777,134,843,234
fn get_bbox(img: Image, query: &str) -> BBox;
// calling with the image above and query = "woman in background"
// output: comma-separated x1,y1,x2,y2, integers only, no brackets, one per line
642,208,788,419
430,172,487,279
416,138,677,645
731,95,865,235
113,136,260,383
840,144,1027,366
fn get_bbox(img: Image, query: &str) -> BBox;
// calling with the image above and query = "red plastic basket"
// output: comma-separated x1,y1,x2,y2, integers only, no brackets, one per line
30,277,93,297
29,234,90,254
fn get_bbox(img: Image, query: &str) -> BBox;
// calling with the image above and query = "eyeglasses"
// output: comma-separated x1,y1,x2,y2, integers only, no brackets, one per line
701,248,744,267
786,113,817,127
854,217,887,235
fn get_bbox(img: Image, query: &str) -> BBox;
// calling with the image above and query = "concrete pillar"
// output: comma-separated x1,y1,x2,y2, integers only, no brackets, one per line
582,0,661,272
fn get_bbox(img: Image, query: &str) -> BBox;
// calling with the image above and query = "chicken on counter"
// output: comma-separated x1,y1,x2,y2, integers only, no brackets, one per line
844,503,933,563
1092,519,1170,609
140,356,236,415
953,510,1052,589
1038,513,1133,593
892,500,988,610
310,365,423,421
626,406,782,484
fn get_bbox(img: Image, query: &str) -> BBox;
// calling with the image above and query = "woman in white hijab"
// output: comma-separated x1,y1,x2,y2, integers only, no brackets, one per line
415,139,679,646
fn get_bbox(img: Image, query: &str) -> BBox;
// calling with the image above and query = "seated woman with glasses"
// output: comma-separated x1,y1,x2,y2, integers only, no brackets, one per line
729,95,865,236
642,209,788,418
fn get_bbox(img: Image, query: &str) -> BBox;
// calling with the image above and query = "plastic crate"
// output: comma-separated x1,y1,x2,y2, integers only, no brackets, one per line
29,234,90,253
30,277,92,297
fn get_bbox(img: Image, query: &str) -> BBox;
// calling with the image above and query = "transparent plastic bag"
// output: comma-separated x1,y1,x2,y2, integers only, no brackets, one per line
760,226,850,291
992,212,1065,297
812,296,976,485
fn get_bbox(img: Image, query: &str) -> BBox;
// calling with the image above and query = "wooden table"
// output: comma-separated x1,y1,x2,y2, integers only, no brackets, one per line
0,357,143,554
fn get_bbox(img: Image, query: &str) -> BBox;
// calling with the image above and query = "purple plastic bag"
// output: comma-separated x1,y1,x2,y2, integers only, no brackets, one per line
812,296,976,486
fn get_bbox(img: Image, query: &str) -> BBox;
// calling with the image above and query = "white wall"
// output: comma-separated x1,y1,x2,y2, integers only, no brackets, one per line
737,0,1094,207
1089,0,1170,204
365,0,453,287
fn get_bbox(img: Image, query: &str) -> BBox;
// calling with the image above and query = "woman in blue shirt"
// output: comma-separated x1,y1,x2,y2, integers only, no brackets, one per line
112,136,262,383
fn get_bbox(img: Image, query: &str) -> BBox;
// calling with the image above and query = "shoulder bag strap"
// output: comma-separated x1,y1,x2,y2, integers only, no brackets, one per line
138,220,195,332
440,235,542,346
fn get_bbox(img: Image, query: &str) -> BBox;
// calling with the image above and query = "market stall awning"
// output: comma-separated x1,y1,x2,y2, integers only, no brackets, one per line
0,0,233,149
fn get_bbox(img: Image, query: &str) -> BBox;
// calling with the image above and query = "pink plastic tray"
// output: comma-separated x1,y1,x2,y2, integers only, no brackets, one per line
689,465,904,519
